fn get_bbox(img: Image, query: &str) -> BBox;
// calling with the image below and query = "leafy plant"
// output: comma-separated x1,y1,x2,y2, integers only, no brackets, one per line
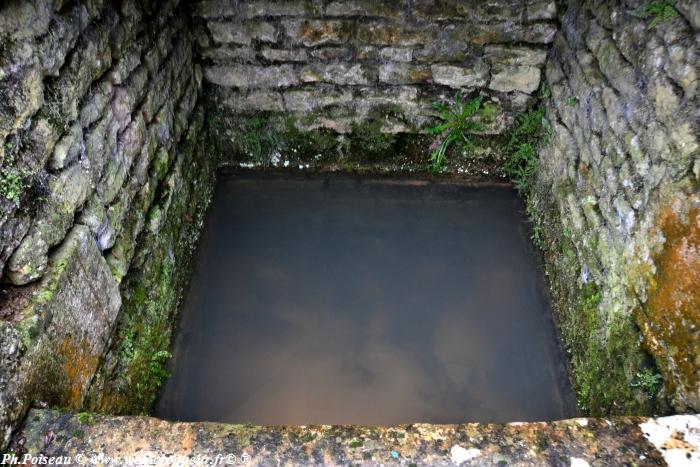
242,115,277,163
504,106,548,193
564,97,579,106
526,198,544,248
631,369,663,399
149,350,172,386
0,147,29,206
281,114,336,158
77,412,95,425
350,120,396,160
349,439,364,448
0,167,26,205
633,0,679,28
481,103,498,122
426,94,484,173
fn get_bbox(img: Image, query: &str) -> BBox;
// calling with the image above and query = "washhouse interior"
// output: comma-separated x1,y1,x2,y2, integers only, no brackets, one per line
154,174,576,425
0,0,698,463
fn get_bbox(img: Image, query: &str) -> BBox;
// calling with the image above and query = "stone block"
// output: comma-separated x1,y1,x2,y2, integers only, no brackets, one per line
192,0,237,18
283,86,353,112
412,0,521,22
208,21,277,45
0,224,121,447
470,22,557,45
241,1,315,19
484,45,548,66
200,46,257,62
356,22,434,46
353,86,421,119
310,47,354,60
6,164,93,285
489,65,541,94
300,63,376,85
261,48,309,62
379,47,413,62
379,63,431,84
325,1,404,19
526,0,557,21
49,123,83,171
204,65,299,88
283,19,353,47
431,62,489,88
36,225,121,406
224,90,285,112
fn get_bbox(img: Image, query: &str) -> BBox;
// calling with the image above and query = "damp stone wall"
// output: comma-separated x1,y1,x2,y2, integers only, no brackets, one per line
193,0,558,172
533,0,699,416
0,0,214,447
1,0,700,452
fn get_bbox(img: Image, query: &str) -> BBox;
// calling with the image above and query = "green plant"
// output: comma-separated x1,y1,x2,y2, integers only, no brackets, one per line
149,350,172,386
426,94,484,173
526,197,544,249
633,0,679,28
0,146,29,206
115,256,177,413
481,103,498,122
350,120,396,160
0,167,26,205
564,97,579,106
531,223,543,248
242,115,277,163
631,369,663,399
77,412,95,425
504,106,548,193
349,439,364,448
280,114,336,158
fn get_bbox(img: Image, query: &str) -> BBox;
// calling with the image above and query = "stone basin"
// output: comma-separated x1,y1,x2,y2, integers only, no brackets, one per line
11,409,700,466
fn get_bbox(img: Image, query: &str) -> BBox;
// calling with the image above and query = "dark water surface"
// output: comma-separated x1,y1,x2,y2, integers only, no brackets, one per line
155,174,576,425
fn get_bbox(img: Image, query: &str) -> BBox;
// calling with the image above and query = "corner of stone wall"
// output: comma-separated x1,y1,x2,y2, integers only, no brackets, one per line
534,0,699,415
85,105,216,414
193,0,558,176
0,0,211,447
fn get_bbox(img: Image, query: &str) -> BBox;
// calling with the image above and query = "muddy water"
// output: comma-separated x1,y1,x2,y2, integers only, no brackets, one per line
155,174,576,425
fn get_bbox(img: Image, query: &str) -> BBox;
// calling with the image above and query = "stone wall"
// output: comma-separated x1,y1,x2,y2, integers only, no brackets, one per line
2,0,699,450
0,0,208,446
534,0,699,415
193,0,558,171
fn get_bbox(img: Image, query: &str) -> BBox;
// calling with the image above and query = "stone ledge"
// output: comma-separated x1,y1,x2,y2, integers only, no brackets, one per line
11,410,700,466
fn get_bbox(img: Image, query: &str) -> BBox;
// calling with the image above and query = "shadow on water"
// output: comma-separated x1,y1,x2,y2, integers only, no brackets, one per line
155,173,577,425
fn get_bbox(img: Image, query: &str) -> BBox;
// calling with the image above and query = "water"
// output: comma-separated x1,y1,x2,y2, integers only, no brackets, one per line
155,174,576,425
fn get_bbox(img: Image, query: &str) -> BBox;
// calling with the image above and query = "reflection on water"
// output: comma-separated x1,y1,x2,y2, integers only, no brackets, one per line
155,175,576,425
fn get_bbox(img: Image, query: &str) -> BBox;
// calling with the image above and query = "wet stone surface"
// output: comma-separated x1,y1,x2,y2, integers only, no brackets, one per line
12,409,700,466
155,174,575,425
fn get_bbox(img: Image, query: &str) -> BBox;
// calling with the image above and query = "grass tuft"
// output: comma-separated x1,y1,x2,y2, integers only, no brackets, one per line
426,94,484,173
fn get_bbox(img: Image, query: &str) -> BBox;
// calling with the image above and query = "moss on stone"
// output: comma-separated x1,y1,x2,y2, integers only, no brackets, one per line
637,204,700,411
85,108,216,414
533,182,661,416
348,119,397,160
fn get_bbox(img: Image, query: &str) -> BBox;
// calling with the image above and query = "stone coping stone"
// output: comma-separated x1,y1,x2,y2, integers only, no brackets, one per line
10,409,700,466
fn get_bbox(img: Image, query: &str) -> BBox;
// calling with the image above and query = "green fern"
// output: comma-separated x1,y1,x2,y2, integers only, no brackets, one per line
633,0,679,28
504,106,547,193
426,95,484,173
